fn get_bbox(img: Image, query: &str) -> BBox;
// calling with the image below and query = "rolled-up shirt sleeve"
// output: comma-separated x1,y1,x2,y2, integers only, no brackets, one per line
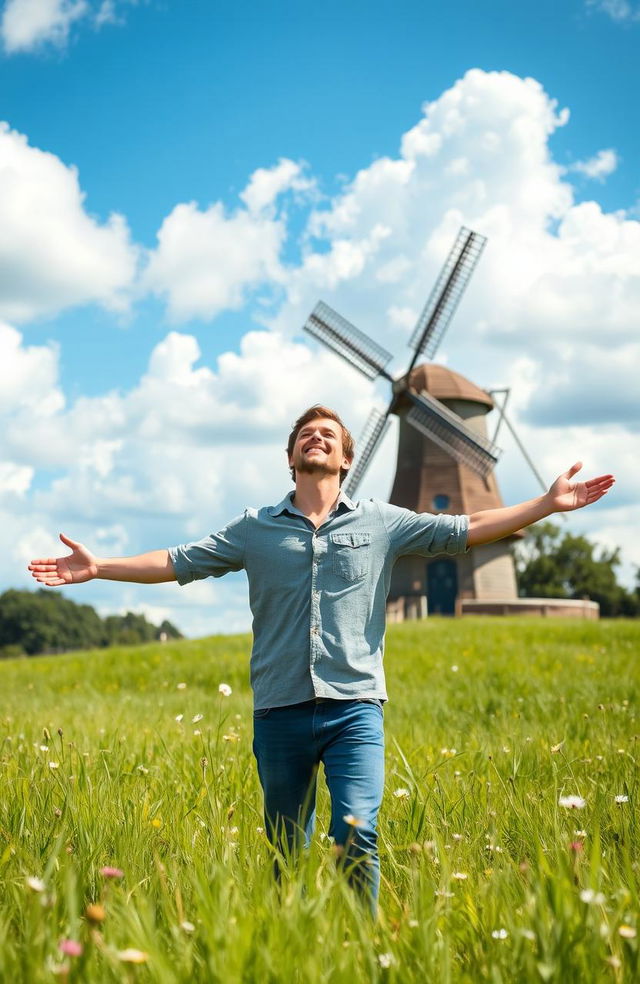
168,512,248,585
377,502,468,558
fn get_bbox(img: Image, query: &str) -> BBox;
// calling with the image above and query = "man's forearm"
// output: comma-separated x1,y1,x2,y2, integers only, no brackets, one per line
96,550,176,584
467,494,552,547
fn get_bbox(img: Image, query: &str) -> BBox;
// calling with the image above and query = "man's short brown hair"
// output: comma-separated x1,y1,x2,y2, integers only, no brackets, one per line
287,405,355,484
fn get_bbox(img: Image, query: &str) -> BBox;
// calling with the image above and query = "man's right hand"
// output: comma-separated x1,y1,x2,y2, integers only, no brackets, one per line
28,533,98,587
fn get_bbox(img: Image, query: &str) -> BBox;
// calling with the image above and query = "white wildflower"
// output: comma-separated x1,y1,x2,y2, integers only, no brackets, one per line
393,787,410,799
618,925,636,939
491,928,508,939
452,872,468,880
219,683,232,697
176,682,187,690
180,921,195,933
48,762,59,770
117,949,148,963
559,795,586,809
615,795,629,804
580,888,606,905
378,952,394,968
192,714,203,723
450,665,459,672
175,714,183,722
26,876,46,892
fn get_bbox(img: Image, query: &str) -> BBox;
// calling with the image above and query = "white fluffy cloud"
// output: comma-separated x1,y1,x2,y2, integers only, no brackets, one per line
143,159,318,322
570,148,618,180
2,0,87,52
1,0,136,52
143,208,280,323
240,158,316,215
587,0,640,22
0,124,138,321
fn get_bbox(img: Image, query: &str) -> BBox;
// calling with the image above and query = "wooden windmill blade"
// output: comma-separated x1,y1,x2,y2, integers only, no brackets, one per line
405,389,500,479
407,227,487,371
343,408,392,499
304,301,394,381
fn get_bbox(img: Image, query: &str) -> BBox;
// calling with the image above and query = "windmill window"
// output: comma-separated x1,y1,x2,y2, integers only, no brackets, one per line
433,494,450,511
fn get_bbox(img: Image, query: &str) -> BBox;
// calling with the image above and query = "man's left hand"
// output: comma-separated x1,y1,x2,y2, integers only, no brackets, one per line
548,463,615,512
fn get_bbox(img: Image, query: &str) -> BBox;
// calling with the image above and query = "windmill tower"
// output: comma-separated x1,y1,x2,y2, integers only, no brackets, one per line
303,227,523,619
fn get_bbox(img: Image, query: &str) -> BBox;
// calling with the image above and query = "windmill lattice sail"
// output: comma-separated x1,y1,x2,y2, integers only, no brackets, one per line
408,227,487,363
304,301,394,381
343,408,391,498
406,390,500,479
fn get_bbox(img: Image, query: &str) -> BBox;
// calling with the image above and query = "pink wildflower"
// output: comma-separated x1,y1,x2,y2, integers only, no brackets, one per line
59,939,83,957
99,866,124,878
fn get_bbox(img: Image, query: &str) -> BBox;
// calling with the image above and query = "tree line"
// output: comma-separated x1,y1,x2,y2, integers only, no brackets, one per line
515,521,640,617
0,589,182,658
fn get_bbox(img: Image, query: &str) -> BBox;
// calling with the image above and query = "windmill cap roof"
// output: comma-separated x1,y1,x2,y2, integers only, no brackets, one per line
409,364,494,409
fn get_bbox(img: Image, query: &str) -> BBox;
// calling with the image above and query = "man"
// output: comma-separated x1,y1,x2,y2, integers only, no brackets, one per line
28,404,614,913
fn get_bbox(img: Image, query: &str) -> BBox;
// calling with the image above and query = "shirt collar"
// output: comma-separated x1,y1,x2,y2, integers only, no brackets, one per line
268,488,357,518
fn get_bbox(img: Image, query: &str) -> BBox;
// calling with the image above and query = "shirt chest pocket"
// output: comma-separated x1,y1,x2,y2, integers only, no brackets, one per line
330,532,372,582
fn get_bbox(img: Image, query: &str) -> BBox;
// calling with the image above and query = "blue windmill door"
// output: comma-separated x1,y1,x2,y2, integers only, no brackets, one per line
426,559,458,615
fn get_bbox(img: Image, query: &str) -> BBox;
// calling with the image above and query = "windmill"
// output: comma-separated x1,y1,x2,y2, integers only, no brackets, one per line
303,226,532,619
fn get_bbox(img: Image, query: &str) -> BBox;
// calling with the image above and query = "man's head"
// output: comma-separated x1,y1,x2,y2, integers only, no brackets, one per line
287,406,355,484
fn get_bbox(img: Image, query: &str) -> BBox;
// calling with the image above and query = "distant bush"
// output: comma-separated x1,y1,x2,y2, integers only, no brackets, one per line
0,589,182,657
516,521,639,617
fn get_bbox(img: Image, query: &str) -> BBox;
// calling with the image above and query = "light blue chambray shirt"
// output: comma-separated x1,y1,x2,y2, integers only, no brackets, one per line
169,491,468,710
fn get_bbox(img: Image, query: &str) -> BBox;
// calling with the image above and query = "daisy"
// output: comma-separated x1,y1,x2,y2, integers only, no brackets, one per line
558,795,586,809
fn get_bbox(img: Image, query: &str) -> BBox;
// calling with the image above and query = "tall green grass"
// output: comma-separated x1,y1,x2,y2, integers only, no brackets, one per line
0,618,638,982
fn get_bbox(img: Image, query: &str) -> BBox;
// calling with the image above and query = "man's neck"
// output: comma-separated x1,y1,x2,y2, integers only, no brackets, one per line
292,475,342,527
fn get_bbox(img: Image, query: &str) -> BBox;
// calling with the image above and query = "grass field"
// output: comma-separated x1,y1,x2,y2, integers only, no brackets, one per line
0,617,638,983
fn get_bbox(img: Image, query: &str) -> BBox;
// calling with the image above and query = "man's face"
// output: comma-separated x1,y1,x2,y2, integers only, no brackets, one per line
289,417,351,480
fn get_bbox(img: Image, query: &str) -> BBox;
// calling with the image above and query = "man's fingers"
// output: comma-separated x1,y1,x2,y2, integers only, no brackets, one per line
30,570,65,585
28,561,59,571
59,532,80,549
564,461,583,480
585,474,615,489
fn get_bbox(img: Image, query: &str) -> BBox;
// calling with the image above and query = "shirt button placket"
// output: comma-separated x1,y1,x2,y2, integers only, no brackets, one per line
310,532,320,675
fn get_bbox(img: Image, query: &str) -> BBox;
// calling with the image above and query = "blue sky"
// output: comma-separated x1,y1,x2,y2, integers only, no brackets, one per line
1,0,638,635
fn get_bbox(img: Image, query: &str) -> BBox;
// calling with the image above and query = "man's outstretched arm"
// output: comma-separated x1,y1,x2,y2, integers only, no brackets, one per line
28,533,176,586
467,463,615,548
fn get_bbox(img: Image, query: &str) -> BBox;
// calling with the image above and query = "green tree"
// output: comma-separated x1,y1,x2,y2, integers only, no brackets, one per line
516,521,638,617
0,590,182,657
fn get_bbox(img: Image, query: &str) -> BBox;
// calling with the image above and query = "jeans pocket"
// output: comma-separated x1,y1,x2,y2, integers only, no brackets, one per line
253,707,272,719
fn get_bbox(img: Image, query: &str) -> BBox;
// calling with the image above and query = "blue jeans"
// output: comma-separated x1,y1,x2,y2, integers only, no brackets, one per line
252,698,385,911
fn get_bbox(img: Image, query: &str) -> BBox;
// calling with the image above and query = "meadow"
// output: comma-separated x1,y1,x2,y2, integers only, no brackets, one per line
0,617,638,983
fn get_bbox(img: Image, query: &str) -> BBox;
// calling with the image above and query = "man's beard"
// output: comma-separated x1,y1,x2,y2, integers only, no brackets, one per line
294,454,340,478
